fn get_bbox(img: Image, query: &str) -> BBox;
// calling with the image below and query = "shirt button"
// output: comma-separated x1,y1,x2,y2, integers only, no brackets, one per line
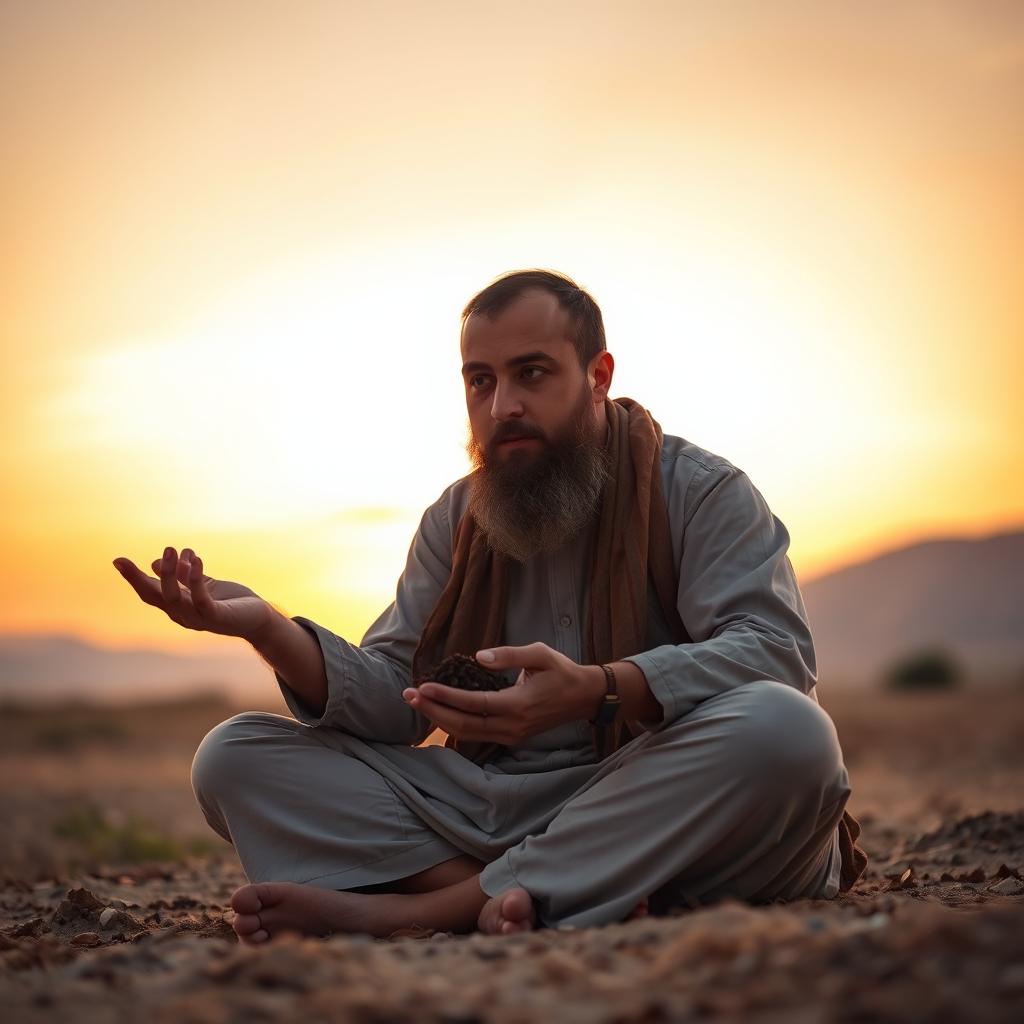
559,614,572,628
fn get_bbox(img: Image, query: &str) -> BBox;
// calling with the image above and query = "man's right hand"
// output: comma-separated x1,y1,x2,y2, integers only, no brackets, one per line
113,546,274,642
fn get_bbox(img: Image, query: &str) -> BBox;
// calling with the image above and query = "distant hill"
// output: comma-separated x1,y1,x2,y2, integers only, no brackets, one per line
801,529,1024,686
0,633,271,704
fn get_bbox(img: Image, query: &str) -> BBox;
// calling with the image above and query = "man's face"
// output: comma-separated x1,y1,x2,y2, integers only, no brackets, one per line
460,289,611,561
460,289,602,463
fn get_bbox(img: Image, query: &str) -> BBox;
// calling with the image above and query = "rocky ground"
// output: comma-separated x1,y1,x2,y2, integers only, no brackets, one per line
1,684,1022,1022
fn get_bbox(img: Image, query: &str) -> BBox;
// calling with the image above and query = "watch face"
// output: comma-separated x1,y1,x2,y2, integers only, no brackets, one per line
595,699,622,726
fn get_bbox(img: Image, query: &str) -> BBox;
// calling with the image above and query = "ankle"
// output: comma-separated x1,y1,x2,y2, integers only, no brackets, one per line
399,855,486,894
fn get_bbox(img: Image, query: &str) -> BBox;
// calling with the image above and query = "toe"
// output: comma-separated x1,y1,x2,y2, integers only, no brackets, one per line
477,894,510,935
502,888,535,924
231,884,264,915
232,912,263,937
478,888,537,936
239,928,269,945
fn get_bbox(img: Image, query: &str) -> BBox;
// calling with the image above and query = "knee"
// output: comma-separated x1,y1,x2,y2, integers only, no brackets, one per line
190,712,282,806
717,681,845,794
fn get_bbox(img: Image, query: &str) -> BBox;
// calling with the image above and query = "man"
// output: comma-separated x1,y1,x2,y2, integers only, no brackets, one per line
114,270,865,943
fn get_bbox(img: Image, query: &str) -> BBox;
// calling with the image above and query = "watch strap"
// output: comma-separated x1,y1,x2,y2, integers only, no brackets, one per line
590,663,622,727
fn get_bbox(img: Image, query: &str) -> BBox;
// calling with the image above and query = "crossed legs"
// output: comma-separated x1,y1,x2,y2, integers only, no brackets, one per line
193,680,850,941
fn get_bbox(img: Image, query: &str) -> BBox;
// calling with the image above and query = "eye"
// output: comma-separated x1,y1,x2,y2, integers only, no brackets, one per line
467,374,491,390
521,365,546,381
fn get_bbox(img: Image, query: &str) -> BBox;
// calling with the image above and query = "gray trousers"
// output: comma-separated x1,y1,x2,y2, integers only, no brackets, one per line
191,680,850,929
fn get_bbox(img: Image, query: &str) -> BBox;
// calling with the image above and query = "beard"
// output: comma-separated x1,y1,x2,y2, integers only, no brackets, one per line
465,389,610,563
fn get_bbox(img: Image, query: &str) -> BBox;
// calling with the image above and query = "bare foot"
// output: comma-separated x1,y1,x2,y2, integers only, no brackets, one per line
477,889,649,934
477,887,536,935
230,882,396,944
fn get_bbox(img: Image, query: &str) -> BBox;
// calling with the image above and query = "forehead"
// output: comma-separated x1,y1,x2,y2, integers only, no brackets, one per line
460,289,575,362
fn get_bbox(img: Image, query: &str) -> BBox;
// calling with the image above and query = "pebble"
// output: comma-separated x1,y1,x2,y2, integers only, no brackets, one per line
99,908,116,927
989,876,1024,896
71,932,102,947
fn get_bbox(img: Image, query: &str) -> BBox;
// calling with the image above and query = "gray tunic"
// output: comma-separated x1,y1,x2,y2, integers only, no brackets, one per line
191,431,847,927
278,432,818,749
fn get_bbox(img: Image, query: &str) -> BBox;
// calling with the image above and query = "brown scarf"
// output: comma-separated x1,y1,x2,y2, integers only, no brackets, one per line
412,396,867,892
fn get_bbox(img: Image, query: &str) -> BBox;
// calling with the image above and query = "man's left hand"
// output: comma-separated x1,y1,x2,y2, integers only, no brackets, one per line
402,642,600,745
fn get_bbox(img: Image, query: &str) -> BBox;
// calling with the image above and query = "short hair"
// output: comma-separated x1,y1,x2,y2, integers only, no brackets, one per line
461,269,606,368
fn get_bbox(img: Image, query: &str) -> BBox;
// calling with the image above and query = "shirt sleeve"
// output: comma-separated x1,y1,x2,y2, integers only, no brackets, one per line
623,462,818,731
274,488,456,744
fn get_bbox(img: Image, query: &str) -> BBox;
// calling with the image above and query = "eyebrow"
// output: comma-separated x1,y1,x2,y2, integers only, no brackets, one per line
461,351,559,375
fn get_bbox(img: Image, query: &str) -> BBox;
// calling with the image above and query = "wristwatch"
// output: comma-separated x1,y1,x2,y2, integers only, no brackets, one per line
590,663,622,726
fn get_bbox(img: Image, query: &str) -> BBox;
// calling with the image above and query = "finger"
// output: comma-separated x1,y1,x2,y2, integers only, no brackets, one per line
176,548,194,586
188,554,214,615
475,642,553,671
159,546,184,606
411,682,491,715
403,691,498,743
112,558,164,608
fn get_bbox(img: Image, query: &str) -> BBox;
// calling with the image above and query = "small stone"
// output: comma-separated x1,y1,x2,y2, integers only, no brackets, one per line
11,917,47,938
473,946,508,960
98,908,116,927
989,876,1024,896
108,899,129,910
71,932,102,947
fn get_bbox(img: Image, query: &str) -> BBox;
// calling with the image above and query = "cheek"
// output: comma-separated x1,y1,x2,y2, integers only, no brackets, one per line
466,405,489,445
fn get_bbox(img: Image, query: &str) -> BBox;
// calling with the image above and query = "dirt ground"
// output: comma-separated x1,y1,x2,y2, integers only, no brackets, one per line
1,684,1022,1023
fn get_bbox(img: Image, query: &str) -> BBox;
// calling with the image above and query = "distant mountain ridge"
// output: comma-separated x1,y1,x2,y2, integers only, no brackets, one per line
2,529,1022,701
0,633,270,704
801,528,1024,685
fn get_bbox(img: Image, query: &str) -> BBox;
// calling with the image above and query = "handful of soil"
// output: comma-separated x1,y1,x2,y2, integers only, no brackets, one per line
416,653,515,692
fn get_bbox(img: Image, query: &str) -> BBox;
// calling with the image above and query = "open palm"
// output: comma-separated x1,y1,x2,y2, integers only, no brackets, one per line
113,546,273,641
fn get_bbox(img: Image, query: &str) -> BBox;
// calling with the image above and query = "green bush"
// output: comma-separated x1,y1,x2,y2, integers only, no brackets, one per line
884,649,962,690
53,805,216,863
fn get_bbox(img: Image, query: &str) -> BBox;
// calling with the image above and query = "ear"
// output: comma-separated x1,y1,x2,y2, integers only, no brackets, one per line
588,350,615,401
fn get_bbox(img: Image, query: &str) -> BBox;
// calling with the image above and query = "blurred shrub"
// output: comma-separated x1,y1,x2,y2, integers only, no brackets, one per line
884,649,962,690
53,805,217,863
34,718,127,752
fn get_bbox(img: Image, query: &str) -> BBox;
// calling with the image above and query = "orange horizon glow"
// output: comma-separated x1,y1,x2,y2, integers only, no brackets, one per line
2,2,1022,656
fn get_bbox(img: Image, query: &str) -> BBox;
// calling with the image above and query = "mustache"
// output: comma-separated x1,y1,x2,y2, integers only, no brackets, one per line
490,422,546,446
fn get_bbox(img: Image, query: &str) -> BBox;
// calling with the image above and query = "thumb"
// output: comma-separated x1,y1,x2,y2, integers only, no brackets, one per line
475,642,552,671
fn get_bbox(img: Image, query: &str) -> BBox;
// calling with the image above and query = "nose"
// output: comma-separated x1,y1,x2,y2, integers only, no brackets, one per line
490,381,524,422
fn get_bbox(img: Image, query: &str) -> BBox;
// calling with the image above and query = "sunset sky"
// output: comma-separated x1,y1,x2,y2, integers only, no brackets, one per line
2,1,1022,658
